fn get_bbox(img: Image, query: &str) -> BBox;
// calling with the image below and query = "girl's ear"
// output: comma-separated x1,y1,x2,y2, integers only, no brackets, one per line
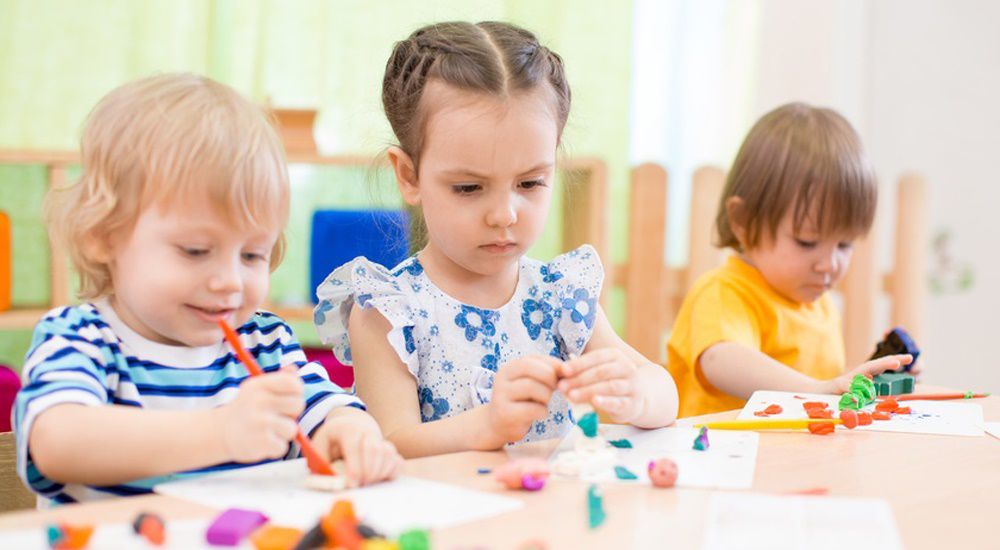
725,196,749,248
387,146,420,206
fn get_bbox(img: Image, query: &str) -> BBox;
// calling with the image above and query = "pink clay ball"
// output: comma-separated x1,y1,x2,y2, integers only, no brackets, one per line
647,458,678,488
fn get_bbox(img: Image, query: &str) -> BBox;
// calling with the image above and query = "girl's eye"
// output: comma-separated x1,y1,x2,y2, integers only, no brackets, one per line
519,179,546,190
242,252,267,263
452,184,481,195
838,241,854,251
795,238,817,249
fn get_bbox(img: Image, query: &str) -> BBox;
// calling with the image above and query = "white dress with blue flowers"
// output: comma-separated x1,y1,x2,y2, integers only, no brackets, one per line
314,245,603,443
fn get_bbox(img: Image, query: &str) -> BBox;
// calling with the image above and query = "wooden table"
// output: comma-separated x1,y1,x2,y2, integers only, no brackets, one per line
1,386,997,549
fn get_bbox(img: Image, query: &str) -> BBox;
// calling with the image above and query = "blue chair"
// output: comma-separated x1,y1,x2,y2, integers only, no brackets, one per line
309,209,411,304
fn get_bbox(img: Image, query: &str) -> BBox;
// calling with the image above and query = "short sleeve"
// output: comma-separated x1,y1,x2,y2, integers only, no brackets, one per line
687,280,762,366
14,308,112,496
546,245,605,356
314,257,420,379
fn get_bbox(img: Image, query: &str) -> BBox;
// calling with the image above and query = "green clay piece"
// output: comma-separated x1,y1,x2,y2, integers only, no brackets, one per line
587,484,606,529
578,412,599,438
398,529,431,550
838,392,860,411
872,372,915,396
849,374,876,405
614,466,638,480
609,438,633,448
693,426,710,451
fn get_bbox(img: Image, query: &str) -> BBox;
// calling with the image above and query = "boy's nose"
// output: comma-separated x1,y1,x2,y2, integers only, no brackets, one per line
209,259,243,293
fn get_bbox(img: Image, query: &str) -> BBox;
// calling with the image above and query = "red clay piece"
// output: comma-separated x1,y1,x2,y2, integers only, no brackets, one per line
763,404,783,415
807,422,836,435
857,411,873,425
803,401,828,411
754,410,769,417
894,406,912,415
838,409,859,429
872,411,892,421
875,399,899,413
807,408,834,419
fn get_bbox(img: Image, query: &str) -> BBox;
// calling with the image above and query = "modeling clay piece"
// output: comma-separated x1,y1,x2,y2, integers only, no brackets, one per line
251,526,303,550
614,465,638,480
304,473,348,492
587,485,606,529
807,408,834,419
849,375,876,405
46,525,63,549
46,524,94,549
838,392,860,411
693,426,710,450
647,458,678,488
578,411,599,438
873,372,915,396
290,523,325,550
838,409,859,429
803,402,828,411
609,438,633,448
398,529,431,550
807,421,836,435
205,509,269,546
895,406,912,415
872,411,891,421
763,404,783,415
753,411,770,417
875,398,900,413
495,458,551,491
857,411,873,426
132,513,166,546
477,467,492,474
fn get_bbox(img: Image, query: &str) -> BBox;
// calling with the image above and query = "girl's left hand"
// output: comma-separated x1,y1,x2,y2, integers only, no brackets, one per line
313,408,403,487
557,348,645,423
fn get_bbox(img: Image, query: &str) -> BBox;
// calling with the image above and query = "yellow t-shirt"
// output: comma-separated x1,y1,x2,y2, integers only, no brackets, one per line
666,255,845,417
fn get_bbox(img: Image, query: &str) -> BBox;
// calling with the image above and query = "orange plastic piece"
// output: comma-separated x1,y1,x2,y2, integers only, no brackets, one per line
895,406,912,415
807,422,836,435
763,404,783,415
56,524,94,549
872,411,892,421
250,525,303,550
802,401,829,411
875,399,899,413
807,408,833,419
857,411,873,426
0,211,9,312
838,409,859,429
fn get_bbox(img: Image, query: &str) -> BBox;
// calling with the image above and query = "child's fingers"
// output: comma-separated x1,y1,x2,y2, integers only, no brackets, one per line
506,356,560,389
566,378,631,404
561,348,621,377
256,371,305,396
268,394,306,419
593,395,630,416
272,415,299,442
506,377,555,406
558,361,631,393
340,435,364,486
508,400,550,423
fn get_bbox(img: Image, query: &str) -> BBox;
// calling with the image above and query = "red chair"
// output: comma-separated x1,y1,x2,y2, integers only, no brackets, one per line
0,364,20,432
302,347,354,389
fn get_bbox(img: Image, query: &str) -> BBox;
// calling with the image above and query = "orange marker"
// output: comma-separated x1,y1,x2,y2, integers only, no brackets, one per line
218,319,335,476
890,392,990,402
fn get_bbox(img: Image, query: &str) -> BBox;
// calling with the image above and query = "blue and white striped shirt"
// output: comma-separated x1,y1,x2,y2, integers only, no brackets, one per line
14,300,362,504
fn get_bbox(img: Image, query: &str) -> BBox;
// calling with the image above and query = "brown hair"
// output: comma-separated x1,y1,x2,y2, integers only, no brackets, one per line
715,102,877,252
382,21,571,169
45,73,289,299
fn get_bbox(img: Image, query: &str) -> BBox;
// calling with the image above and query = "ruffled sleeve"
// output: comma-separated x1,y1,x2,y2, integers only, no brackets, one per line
545,244,605,357
314,257,421,379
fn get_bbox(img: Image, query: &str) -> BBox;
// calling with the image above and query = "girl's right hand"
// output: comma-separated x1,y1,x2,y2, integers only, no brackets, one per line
826,354,913,394
214,365,305,462
485,356,560,445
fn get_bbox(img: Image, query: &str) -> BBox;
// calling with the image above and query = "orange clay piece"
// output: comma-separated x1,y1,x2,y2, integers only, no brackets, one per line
895,406,912,415
250,525,303,550
807,422,836,435
838,409,859,429
754,411,770,417
807,408,834,419
857,411,873,426
875,399,899,413
872,411,892,421
57,525,94,549
803,401,828,411
763,404,783,415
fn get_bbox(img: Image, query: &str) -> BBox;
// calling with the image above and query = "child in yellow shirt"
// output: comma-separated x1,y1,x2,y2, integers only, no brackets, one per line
667,103,913,417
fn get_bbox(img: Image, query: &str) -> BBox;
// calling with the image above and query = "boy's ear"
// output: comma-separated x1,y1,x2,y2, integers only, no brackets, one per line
725,196,749,247
387,146,420,206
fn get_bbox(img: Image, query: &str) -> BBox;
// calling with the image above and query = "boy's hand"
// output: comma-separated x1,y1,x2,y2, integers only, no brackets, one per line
485,356,560,445
829,354,913,393
313,407,402,487
215,365,304,463
557,348,645,423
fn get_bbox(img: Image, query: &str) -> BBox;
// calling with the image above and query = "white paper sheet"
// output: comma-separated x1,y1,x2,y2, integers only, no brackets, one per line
549,424,758,489
704,492,903,550
737,390,985,437
985,421,1000,440
154,458,522,536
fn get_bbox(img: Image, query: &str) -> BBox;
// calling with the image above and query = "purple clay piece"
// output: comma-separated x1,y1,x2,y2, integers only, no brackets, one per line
205,508,269,546
521,474,546,491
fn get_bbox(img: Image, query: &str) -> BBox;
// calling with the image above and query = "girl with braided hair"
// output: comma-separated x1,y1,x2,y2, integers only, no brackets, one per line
315,21,678,457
